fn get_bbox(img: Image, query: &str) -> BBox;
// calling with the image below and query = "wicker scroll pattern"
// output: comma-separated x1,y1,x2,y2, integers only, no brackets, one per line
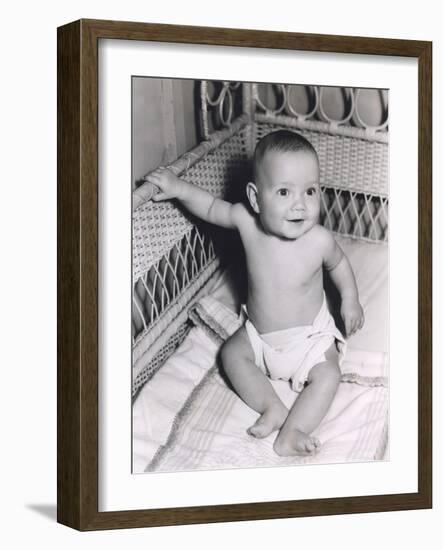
253,84,388,141
200,81,245,140
201,82,388,143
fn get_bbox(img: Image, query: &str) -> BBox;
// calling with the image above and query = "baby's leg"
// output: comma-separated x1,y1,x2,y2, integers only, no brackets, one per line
273,343,341,456
221,326,288,438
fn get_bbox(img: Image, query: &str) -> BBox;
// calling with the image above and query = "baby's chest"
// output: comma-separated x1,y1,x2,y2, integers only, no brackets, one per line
248,242,323,284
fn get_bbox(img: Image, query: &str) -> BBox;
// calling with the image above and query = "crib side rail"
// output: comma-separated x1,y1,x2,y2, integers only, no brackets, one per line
132,125,251,390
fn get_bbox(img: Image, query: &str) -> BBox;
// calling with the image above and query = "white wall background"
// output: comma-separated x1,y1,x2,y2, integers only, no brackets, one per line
132,78,198,187
0,0,440,547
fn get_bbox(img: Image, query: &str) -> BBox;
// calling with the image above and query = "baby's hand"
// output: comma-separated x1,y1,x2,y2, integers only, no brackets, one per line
144,167,183,202
340,297,365,337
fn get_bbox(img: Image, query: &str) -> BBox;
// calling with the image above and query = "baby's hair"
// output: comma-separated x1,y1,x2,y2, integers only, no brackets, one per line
253,130,318,179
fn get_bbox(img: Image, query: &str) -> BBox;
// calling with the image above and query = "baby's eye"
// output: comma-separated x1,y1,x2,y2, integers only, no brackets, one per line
306,187,317,196
277,188,289,197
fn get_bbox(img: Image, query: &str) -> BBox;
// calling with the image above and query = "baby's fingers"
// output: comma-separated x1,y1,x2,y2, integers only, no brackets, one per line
346,316,359,336
351,312,365,335
151,188,168,201
350,315,364,334
151,166,166,176
349,321,356,336
144,174,160,187
344,317,352,337
146,165,166,180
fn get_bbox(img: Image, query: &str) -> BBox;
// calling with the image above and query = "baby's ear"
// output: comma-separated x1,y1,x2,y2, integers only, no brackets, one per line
246,182,260,214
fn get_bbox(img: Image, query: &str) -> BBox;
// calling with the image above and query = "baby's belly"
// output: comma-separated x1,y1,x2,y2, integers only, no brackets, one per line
246,285,324,334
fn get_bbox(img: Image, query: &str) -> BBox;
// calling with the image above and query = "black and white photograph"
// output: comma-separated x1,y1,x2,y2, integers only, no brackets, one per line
131,78,389,474
3,0,437,542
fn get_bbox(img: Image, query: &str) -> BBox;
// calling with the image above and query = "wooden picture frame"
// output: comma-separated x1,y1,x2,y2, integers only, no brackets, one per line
57,19,432,530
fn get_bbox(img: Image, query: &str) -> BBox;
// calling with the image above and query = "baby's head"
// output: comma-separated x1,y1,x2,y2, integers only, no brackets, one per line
247,130,321,240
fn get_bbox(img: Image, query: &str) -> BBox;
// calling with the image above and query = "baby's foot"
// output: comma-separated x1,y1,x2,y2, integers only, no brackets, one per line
273,428,321,457
247,404,287,439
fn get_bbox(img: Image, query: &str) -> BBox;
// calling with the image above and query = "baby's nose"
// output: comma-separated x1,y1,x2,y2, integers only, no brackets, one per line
291,195,305,210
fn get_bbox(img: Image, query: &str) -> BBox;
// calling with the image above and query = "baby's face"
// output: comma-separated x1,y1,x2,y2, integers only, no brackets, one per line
253,149,321,240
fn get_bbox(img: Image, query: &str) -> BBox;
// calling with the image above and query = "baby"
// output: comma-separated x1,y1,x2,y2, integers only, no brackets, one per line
146,130,364,457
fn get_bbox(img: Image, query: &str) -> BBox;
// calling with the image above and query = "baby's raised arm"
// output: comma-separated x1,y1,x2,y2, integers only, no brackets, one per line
319,227,365,337
145,167,241,230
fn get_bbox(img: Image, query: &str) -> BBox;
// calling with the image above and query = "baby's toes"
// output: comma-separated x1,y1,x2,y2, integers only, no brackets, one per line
304,440,316,454
305,437,321,454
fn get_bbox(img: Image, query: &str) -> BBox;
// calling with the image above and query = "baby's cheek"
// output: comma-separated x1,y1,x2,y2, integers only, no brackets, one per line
312,204,321,221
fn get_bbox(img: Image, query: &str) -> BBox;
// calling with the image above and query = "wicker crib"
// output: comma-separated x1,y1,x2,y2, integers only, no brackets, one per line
132,81,388,404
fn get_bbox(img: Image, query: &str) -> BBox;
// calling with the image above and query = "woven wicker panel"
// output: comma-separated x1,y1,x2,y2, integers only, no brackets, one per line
133,129,249,280
133,223,217,343
132,321,191,399
255,123,388,196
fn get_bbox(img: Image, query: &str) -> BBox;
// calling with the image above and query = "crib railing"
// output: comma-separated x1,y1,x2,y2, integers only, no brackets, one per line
132,81,389,397
132,123,251,385
201,81,388,142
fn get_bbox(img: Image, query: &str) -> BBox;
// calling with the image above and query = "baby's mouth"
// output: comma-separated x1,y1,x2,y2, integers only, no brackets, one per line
288,218,304,223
